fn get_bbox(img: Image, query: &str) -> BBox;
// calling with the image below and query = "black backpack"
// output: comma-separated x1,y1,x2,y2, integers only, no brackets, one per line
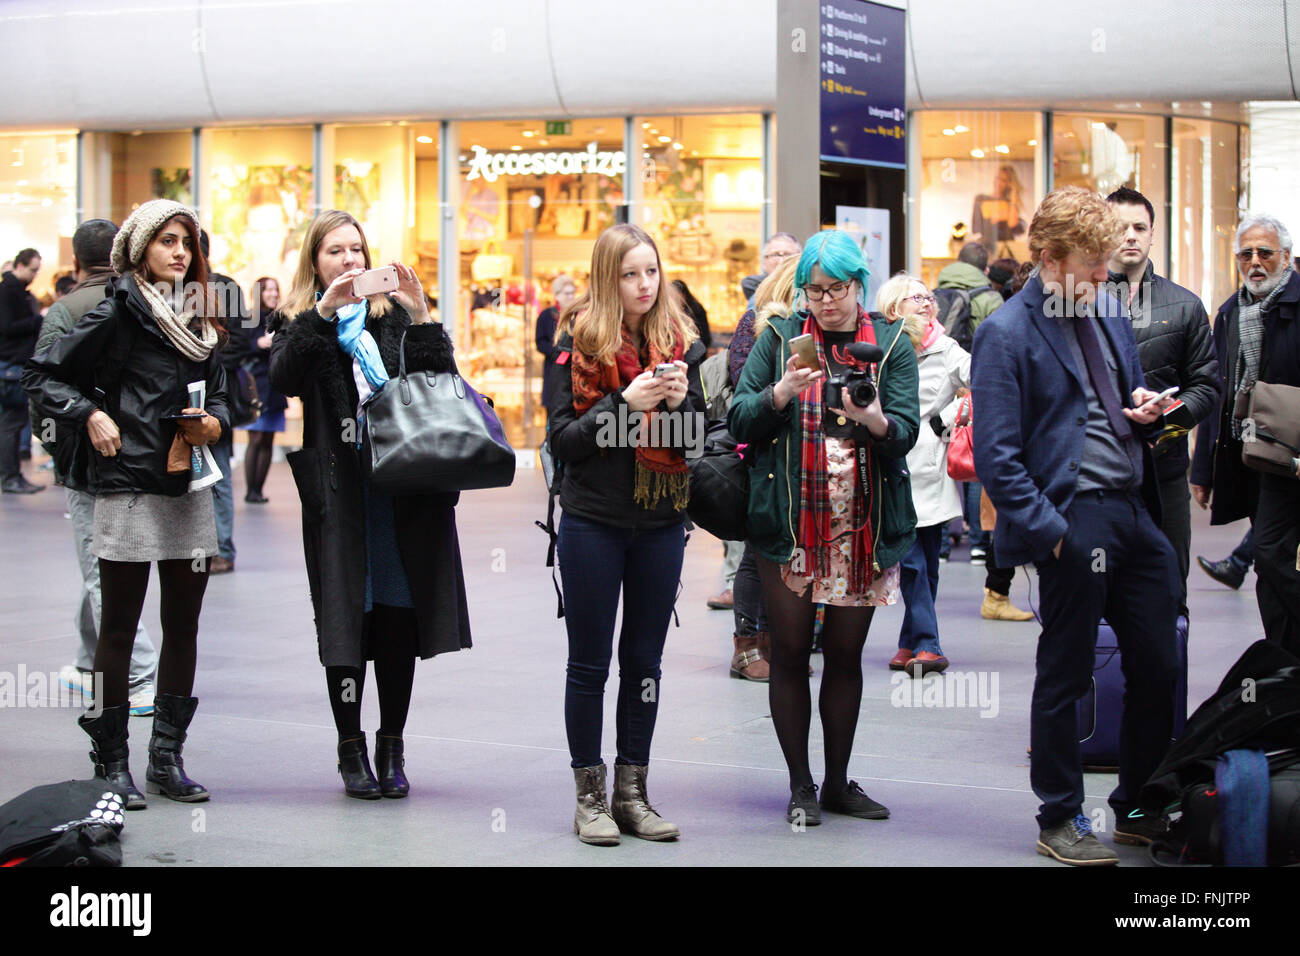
1140,640,1300,866
0,780,125,867
933,285,992,353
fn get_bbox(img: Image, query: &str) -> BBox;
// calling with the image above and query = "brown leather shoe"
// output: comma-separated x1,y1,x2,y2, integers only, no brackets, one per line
730,634,770,681
208,556,234,574
707,589,734,610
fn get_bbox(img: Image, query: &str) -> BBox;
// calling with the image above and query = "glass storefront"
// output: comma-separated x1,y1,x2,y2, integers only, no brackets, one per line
5,106,1249,447
915,110,1045,289
0,130,78,301
636,113,764,337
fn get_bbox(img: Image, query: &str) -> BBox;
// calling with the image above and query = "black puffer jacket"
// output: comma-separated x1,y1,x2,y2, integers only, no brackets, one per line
1109,262,1220,483
547,331,706,530
21,273,230,496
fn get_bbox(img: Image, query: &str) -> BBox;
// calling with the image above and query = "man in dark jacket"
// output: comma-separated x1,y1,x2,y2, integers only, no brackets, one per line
973,187,1181,865
1191,214,1300,656
0,247,44,492
32,220,159,715
1106,187,1220,611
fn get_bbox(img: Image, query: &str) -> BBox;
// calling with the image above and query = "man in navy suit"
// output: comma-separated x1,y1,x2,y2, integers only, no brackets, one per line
972,187,1182,866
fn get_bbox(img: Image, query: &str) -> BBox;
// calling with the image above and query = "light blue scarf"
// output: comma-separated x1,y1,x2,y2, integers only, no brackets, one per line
333,299,389,390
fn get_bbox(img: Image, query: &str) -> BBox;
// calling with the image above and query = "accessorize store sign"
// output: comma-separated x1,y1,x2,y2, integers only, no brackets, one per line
464,143,627,182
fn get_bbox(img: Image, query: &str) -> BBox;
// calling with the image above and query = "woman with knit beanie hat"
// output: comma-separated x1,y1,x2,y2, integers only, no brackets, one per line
25,199,230,810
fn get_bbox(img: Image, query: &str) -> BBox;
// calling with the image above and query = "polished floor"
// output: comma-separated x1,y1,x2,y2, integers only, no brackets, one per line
0,454,1264,866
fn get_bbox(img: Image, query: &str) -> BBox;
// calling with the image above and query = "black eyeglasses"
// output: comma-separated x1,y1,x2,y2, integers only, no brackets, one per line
802,281,854,302
1237,247,1277,263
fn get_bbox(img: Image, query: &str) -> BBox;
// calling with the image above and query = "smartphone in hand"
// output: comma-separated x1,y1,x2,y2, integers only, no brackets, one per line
789,334,819,370
653,363,677,378
1136,385,1179,414
351,265,399,297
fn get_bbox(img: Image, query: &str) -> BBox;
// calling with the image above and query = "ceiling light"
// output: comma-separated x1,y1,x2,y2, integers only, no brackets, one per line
994,144,1010,154
522,130,534,137
970,148,985,158
1027,139,1038,146
672,142,683,150
942,128,956,136
657,135,671,143
953,124,969,133
642,122,651,129
416,135,433,144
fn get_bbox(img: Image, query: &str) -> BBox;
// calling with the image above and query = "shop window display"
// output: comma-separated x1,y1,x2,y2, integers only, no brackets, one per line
636,114,764,337
1170,117,1243,309
92,131,193,228
0,131,77,301
455,118,624,446
198,126,315,296
917,111,1044,288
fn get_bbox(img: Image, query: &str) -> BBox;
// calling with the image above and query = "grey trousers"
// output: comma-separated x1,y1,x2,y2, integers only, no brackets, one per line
66,486,158,688
721,538,745,589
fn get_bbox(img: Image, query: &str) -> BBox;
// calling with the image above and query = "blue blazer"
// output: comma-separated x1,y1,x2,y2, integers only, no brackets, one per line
971,274,1161,566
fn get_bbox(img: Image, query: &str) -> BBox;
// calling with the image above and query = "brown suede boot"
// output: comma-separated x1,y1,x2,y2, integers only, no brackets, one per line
980,588,1035,622
730,634,770,681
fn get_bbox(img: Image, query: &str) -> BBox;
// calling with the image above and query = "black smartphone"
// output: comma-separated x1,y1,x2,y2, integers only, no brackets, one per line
161,411,205,421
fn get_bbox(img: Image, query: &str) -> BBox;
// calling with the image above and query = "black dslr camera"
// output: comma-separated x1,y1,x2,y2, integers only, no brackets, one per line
823,341,884,410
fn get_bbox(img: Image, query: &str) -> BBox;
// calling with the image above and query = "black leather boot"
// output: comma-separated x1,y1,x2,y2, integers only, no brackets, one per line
337,735,382,799
145,694,210,802
78,703,146,810
374,733,409,798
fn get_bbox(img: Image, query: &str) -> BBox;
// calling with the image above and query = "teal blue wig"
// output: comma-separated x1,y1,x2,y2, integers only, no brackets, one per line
794,230,870,306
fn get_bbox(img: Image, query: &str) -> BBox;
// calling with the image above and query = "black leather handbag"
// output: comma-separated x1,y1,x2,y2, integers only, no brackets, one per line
363,329,516,494
228,360,262,427
686,422,751,541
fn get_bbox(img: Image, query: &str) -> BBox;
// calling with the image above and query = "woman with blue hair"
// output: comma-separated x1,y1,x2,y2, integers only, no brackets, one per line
729,230,920,825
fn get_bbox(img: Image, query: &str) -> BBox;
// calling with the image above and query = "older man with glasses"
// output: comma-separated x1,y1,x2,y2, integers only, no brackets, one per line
1191,214,1300,657
740,232,802,304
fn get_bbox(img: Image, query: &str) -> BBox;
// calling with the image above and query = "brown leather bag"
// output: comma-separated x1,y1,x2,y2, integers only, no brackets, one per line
1239,381,1300,479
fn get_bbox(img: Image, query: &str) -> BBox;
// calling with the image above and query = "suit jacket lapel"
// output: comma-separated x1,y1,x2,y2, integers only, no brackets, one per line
1024,275,1085,391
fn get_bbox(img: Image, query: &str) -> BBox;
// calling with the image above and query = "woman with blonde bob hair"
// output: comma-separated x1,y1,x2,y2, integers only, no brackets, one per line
270,210,472,801
547,223,706,845
874,273,970,676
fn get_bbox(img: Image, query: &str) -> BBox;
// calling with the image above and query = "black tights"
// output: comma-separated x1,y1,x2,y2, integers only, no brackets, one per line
95,558,209,708
243,431,275,496
325,605,419,740
757,556,875,793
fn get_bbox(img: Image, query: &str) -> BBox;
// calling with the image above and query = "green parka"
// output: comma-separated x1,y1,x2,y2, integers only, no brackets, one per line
727,311,920,573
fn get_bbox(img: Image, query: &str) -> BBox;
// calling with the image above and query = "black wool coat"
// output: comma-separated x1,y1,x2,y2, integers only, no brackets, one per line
269,300,471,668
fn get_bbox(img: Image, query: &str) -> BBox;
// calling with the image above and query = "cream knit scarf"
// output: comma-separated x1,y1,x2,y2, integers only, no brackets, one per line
133,271,218,361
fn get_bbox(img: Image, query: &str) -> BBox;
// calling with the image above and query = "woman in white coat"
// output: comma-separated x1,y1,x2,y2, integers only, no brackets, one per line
876,274,970,677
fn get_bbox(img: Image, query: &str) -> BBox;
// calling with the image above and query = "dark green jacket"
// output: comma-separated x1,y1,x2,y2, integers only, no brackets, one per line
727,311,920,573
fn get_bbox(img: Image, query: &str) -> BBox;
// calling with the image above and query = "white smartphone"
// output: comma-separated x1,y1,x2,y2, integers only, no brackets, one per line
1136,385,1179,412
351,265,399,297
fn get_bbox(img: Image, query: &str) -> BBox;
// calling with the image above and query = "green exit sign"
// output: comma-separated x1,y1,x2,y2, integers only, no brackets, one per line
545,121,571,136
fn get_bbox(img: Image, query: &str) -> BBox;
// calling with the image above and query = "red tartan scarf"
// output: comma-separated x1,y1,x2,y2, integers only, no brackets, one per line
795,308,878,593
571,324,688,509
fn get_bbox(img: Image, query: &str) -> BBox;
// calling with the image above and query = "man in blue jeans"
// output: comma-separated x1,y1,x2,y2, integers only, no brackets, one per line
973,187,1182,866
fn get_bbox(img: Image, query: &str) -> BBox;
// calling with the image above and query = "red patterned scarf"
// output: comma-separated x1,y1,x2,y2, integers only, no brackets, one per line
795,309,877,593
571,324,688,509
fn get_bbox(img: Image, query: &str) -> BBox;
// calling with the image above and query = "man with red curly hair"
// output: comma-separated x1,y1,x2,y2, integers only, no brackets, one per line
972,187,1182,866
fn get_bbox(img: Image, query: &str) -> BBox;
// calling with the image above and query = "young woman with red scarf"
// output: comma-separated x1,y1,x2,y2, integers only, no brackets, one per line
547,224,706,846
729,230,920,826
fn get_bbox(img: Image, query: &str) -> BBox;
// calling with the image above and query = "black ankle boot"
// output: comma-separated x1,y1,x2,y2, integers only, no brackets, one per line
78,703,146,810
374,733,409,798
337,735,382,799
145,694,210,802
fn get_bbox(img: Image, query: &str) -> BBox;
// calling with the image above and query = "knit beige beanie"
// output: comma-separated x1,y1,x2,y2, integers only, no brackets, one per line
110,199,202,275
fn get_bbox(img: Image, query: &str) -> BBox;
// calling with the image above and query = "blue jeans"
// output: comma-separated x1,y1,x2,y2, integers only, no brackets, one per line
898,523,943,654
963,481,989,550
210,439,235,561
557,513,685,768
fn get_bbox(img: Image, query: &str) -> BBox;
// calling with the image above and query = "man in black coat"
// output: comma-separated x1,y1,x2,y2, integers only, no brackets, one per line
1106,187,1220,611
1191,214,1300,656
0,248,44,492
